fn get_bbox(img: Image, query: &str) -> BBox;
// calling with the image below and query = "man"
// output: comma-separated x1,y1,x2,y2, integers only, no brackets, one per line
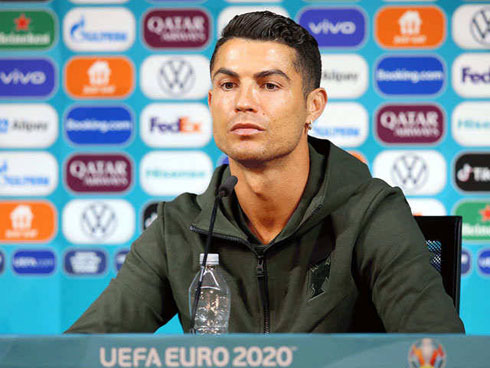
66,11,464,333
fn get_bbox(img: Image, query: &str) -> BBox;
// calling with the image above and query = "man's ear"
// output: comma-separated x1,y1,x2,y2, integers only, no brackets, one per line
306,88,327,123
208,89,213,107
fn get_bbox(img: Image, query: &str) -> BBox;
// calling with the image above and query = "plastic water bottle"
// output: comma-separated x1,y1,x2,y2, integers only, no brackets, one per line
189,253,231,334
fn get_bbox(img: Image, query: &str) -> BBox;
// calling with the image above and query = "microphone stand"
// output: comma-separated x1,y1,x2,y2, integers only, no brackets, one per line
190,176,237,334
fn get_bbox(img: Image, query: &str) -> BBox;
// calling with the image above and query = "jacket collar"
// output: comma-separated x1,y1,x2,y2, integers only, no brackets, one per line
191,137,372,244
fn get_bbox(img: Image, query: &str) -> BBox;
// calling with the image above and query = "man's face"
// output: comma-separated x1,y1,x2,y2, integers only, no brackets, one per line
208,38,309,165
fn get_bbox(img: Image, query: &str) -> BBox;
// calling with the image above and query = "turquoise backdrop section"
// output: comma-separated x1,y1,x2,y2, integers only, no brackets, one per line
0,0,488,335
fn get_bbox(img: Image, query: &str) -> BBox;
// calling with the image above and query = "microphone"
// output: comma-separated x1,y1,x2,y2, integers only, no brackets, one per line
190,175,238,333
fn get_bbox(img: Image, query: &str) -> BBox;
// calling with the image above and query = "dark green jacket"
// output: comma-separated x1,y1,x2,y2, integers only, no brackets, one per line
66,137,464,333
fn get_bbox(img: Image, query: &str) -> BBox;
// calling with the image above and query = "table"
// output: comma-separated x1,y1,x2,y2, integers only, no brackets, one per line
0,334,489,368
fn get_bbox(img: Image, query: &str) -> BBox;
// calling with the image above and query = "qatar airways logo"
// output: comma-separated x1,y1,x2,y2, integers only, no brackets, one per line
65,154,132,193
375,104,444,144
143,9,210,49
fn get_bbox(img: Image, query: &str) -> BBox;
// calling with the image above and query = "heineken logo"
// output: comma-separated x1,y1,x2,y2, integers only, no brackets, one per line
454,201,490,242
0,10,56,50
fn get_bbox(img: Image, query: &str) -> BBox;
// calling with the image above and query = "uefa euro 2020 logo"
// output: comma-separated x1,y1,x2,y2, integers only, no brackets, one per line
408,338,446,368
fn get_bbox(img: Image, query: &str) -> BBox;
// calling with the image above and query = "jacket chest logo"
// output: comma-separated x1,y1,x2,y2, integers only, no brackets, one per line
308,256,331,300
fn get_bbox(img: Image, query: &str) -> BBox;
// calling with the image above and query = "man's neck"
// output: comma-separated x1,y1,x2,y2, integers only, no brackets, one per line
229,140,310,244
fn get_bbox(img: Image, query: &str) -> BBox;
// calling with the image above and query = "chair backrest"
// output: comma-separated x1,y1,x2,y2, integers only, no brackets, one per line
414,216,462,313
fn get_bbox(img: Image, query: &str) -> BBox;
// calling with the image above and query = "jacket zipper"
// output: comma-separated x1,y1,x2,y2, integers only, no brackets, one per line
190,225,272,333
256,254,270,334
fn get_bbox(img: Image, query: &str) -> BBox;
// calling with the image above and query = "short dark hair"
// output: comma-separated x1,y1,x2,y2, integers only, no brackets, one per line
210,11,322,96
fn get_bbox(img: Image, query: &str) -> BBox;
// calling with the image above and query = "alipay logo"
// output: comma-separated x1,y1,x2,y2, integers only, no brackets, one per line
63,7,135,52
0,104,58,148
140,103,211,148
141,55,210,99
298,7,366,48
64,249,106,276
0,58,55,98
375,55,445,96
12,249,56,275
320,54,368,98
0,152,58,196
65,105,133,145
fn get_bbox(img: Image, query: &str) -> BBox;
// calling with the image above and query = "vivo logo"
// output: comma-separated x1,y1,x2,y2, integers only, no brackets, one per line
0,58,55,97
0,70,45,85
298,8,366,48
309,20,356,35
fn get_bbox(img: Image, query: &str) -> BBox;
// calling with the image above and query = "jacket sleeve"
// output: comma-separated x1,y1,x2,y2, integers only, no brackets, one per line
354,185,465,333
65,202,178,333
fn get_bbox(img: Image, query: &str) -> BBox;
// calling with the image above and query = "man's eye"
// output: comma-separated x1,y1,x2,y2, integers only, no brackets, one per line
221,82,235,90
264,83,278,90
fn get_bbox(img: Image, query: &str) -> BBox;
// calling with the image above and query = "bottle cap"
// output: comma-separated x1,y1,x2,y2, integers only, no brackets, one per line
200,253,219,265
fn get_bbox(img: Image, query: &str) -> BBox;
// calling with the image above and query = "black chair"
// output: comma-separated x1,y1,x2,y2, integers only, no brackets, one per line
414,216,462,313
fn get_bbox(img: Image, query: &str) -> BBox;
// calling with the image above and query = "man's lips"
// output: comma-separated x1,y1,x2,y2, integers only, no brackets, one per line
230,122,265,135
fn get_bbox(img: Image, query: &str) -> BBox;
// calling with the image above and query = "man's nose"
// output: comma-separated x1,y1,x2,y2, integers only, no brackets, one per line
235,83,257,112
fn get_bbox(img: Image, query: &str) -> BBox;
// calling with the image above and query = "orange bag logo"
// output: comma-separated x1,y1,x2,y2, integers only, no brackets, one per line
0,201,56,242
65,56,134,98
375,6,445,48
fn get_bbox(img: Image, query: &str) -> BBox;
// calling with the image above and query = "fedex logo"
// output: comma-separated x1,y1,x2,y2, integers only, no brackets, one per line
150,116,201,133
461,67,490,83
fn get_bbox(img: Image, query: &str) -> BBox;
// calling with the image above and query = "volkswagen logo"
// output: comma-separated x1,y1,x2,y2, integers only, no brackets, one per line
391,154,428,191
81,202,117,240
158,59,195,96
471,8,490,46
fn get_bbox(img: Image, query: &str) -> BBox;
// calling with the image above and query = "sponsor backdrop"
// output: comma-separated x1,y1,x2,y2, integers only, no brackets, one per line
0,0,488,334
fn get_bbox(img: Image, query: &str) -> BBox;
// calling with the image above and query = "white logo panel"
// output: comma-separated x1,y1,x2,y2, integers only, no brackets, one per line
452,102,490,146
453,5,490,49
217,7,289,35
309,102,368,147
140,103,212,148
140,151,213,196
0,152,58,196
140,55,210,99
320,54,368,98
62,199,134,244
373,150,446,195
63,7,135,52
452,53,490,97
408,199,447,216
0,104,58,148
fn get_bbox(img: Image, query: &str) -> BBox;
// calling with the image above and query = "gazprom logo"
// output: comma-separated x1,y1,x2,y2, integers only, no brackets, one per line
12,249,56,275
298,7,366,48
65,105,133,145
375,55,445,96
63,8,135,52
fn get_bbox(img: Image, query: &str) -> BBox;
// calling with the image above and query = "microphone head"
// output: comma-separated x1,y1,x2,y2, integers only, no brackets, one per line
218,175,238,198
